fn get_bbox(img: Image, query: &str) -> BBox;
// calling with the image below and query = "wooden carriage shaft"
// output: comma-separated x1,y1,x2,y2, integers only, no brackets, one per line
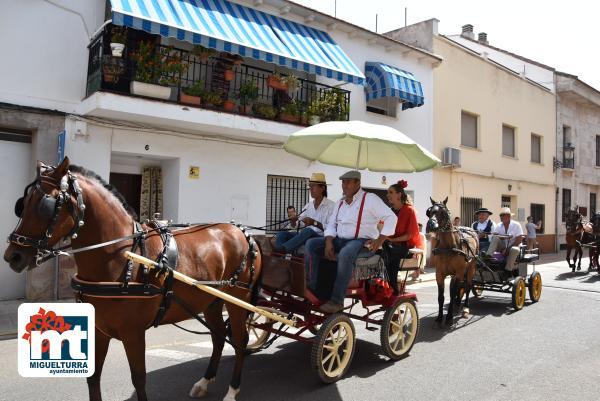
124,251,297,327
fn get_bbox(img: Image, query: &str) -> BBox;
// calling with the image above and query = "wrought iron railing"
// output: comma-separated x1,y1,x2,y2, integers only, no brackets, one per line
86,24,350,125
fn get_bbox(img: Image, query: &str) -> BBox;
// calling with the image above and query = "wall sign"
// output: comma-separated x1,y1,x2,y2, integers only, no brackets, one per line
188,166,200,179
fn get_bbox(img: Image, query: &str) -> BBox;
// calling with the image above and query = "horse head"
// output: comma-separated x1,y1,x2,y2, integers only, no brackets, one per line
426,196,451,233
590,212,600,235
4,157,84,272
564,207,582,233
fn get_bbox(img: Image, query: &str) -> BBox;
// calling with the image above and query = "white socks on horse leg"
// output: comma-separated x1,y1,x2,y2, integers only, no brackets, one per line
189,377,215,398
223,386,240,401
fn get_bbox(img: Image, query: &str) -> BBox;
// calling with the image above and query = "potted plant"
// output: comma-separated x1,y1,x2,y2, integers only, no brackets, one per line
279,100,300,124
102,54,125,83
224,67,235,81
180,81,204,106
253,103,277,120
192,45,218,62
129,42,188,100
110,26,127,57
203,90,224,108
281,74,300,92
308,98,323,125
267,73,288,91
223,97,236,112
237,79,259,114
308,89,348,124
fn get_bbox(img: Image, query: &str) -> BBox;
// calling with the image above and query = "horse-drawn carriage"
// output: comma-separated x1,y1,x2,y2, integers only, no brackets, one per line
564,207,600,273
245,239,421,383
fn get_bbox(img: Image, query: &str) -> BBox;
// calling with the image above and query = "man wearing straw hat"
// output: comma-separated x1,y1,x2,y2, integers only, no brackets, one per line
486,207,524,270
305,170,397,313
273,173,335,254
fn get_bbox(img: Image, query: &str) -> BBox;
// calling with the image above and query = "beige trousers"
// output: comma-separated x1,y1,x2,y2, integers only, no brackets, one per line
486,236,520,271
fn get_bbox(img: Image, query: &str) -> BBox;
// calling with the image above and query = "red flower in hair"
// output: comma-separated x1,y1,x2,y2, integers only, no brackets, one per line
398,179,408,189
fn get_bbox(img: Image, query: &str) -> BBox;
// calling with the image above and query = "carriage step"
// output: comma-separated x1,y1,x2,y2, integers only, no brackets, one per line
365,326,378,332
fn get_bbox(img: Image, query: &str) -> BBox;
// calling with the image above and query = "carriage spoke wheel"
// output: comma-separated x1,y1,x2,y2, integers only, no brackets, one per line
246,307,283,351
472,284,483,298
512,277,526,311
528,271,542,303
310,314,356,383
380,299,419,360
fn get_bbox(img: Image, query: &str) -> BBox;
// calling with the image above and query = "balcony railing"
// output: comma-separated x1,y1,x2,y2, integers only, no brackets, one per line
86,25,350,126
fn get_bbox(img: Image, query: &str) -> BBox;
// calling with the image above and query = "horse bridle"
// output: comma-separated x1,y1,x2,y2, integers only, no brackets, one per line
9,164,86,266
426,202,453,233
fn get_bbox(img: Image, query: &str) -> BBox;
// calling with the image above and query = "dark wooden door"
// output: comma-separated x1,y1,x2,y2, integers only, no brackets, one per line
109,172,142,219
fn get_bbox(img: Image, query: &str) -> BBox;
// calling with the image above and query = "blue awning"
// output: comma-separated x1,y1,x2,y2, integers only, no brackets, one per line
364,62,424,110
109,0,365,85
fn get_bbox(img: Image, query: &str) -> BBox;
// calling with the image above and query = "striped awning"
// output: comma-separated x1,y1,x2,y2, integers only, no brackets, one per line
109,0,365,85
365,62,424,110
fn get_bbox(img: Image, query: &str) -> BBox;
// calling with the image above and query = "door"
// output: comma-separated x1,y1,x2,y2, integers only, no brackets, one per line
0,130,31,299
109,172,142,219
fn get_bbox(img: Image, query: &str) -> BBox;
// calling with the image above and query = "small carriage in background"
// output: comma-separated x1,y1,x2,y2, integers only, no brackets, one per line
246,239,422,382
470,239,542,310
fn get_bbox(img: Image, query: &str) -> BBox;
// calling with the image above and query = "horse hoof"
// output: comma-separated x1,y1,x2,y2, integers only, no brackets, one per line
222,386,240,401
577,266,581,271
462,308,470,319
190,377,215,398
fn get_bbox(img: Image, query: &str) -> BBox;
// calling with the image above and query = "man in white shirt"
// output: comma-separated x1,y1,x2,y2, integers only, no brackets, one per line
486,207,524,270
471,207,496,252
305,170,397,313
274,173,335,254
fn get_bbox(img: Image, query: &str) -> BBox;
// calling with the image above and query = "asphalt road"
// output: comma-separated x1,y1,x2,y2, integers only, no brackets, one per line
1,255,599,401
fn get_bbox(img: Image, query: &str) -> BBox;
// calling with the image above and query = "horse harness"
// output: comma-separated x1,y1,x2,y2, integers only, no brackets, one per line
431,228,479,263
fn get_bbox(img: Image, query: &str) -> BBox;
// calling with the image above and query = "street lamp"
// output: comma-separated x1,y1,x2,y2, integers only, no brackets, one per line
554,143,576,171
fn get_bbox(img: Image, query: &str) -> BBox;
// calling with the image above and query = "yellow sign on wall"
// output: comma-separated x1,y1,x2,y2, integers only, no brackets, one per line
189,166,200,179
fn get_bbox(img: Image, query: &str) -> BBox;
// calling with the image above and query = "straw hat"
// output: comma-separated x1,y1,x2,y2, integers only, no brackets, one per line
309,172,327,184
499,207,514,216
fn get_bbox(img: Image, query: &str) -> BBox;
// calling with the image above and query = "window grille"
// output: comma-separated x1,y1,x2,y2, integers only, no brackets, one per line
501,196,511,209
460,197,482,226
266,175,309,233
562,188,571,222
590,193,597,216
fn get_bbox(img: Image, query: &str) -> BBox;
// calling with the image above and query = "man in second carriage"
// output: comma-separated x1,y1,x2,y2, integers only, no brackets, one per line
304,170,397,313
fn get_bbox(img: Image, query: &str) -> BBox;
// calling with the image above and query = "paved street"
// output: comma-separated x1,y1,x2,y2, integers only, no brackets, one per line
1,255,599,401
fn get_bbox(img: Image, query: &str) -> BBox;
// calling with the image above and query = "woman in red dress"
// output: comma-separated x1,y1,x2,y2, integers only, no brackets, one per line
384,180,422,293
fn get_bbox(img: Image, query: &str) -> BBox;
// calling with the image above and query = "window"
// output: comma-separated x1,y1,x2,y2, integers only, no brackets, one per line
501,196,511,209
460,197,482,226
596,136,600,167
562,188,571,222
591,193,597,216
266,175,309,233
531,134,541,163
563,125,571,146
502,125,515,157
530,204,545,234
366,97,397,118
461,111,478,148
0,127,32,143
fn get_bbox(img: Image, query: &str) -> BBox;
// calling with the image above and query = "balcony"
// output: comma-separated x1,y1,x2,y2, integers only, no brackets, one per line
85,25,350,127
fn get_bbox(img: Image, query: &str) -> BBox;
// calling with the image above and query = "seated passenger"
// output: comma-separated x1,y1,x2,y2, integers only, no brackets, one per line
304,170,397,313
383,180,421,293
273,173,335,254
486,207,524,270
472,207,496,252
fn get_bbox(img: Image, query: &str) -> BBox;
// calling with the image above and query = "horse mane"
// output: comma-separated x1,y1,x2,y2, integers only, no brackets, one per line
69,165,139,221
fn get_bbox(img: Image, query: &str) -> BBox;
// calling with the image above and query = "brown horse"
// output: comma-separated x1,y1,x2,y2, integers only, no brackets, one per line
564,207,584,271
4,157,261,401
425,197,478,325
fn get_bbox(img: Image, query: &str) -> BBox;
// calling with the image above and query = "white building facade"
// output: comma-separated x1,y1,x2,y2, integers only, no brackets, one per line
0,0,439,300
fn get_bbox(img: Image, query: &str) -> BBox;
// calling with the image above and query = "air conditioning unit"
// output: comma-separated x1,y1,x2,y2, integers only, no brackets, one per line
442,147,461,167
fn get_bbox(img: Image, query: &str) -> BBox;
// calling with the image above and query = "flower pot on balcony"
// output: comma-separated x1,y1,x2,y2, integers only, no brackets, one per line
224,69,234,81
241,104,253,115
308,115,320,126
130,81,172,100
279,113,300,124
267,76,288,91
223,100,236,112
110,43,125,57
102,55,125,84
180,93,201,106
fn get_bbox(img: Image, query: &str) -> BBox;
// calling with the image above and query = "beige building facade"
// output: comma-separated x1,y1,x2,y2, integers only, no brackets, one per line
387,20,557,252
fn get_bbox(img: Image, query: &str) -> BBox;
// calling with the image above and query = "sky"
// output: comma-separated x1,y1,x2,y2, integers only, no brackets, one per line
291,0,600,91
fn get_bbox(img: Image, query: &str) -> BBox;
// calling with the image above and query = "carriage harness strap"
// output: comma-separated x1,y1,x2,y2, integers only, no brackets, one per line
432,228,478,263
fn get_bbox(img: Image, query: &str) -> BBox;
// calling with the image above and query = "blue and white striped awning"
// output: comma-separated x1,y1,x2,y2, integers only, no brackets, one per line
365,62,424,110
109,0,365,85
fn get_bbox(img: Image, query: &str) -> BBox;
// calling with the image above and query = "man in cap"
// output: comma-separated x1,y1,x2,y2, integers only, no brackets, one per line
486,207,524,270
472,207,496,252
273,173,335,254
304,170,397,313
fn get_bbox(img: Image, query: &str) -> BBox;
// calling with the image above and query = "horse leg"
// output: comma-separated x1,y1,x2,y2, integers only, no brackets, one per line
463,266,475,318
222,304,250,401
452,277,462,307
435,280,444,324
122,331,148,401
190,299,225,398
87,329,111,401
576,247,582,270
446,278,456,325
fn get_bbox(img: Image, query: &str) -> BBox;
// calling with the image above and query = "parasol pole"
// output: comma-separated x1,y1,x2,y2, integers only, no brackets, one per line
355,139,362,169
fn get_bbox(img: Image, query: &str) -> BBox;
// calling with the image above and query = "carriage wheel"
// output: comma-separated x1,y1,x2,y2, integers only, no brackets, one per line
512,277,526,311
245,307,283,351
380,299,419,360
528,271,542,302
310,314,356,383
472,284,483,298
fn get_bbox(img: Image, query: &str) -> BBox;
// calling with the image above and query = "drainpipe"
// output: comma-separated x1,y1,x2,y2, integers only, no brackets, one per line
554,74,560,253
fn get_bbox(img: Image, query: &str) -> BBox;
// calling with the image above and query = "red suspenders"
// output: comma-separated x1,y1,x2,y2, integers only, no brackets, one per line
335,192,368,239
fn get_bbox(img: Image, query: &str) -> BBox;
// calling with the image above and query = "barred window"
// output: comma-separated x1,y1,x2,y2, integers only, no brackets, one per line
591,193,597,216
530,204,545,234
562,188,571,222
501,196,511,209
460,197,482,227
266,175,309,233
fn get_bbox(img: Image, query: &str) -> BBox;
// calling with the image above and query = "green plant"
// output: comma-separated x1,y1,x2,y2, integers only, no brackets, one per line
308,88,348,121
237,80,259,104
281,74,300,91
110,26,127,43
253,103,277,119
203,90,224,106
130,42,188,86
191,45,218,60
182,81,205,97
281,100,300,116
